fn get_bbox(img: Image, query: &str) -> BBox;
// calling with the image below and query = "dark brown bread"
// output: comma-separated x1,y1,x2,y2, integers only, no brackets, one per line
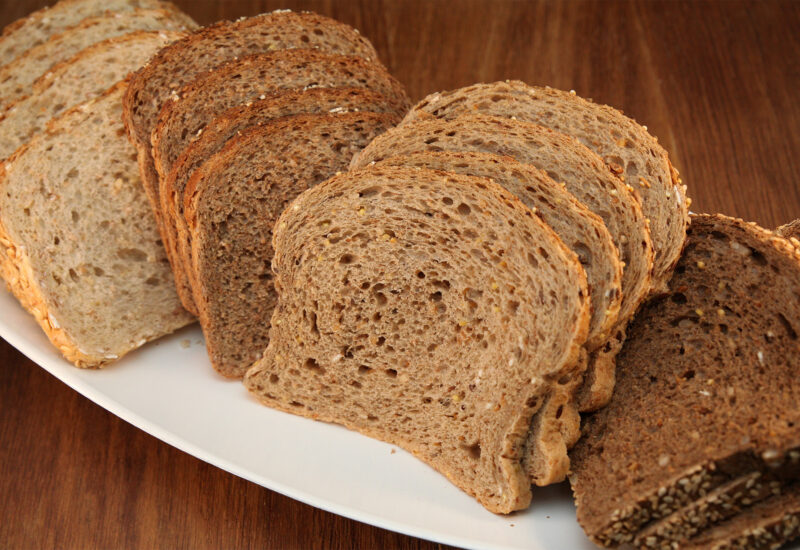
680,485,800,550
165,87,406,315
569,214,800,547
244,164,590,513
122,10,380,244
351,113,654,413
183,112,399,378
402,81,688,292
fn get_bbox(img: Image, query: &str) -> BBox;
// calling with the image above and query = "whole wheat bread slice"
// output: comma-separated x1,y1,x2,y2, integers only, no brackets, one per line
166,87,406,315
351,113,654,413
372,151,622,485
0,0,175,67
0,82,193,368
122,10,385,291
0,30,184,161
0,8,196,112
403,81,688,292
569,214,800,547
243,164,590,513
680,485,800,550
183,112,399,378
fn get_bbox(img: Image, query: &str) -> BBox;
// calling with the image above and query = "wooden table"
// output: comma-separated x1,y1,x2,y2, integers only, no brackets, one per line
1,1,799,548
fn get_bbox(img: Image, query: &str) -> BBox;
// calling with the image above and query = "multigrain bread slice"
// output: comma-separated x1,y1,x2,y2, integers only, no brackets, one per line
0,83,193,368
680,485,800,550
183,112,399,378
0,0,173,67
0,30,184,161
0,8,196,112
569,214,800,547
152,49,409,181
166,87,406,315
351,114,654,412
402,80,688,292
371,151,622,486
122,10,382,241
243,164,591,513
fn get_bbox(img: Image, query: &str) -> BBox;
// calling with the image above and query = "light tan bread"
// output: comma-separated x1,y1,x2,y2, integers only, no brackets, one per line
183,112,400,377
0,0,174,67
0,83,193,368
0,8,196,112
122,10,381,245
403,81,687,292
569,214,800,547
0,30,184,161
166,87,406,315
351,113,654,413
244,164,590,513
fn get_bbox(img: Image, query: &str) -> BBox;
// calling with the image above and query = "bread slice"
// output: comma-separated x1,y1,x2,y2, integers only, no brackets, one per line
122,10,381,240
351,113,654,412
569,214,800,547
680,485,800,550
778,219,800,240
0,8,196,112
0,82,193,368
182,112,399,378
371,151,622,485
152,50,408,180
403,81,688,292
0,30,184,161
166,87,406,315
0,0,172,67
243,164,590,513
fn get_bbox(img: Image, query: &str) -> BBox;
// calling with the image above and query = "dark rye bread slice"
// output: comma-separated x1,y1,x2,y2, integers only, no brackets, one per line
166,87,405,315
0,0,173,67
243,164,591,513
403,80,688,292
351,114,654,412
0,8,196,112
0,83,193,368
182,112,399,378
371,152,622,486
0,30,184,161
680,484,800,550
635,452,800,549
152,49,409,179
122,10,381,242
569,214,800,547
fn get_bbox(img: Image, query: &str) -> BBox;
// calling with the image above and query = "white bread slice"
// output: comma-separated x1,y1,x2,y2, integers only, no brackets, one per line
0,30,185,161
0,82,193,368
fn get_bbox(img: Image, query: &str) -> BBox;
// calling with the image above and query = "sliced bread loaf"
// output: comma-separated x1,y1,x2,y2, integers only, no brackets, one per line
166,87,405,315
403,81,688,292
0,0,172,67
569,214,800,547
122,10,381,239
0,8,196,112
151,48,409,203
351,113,654,412
0,83,193,368
243,164,590,513
0,30,184,161
371,151,622,485
183,112,399,378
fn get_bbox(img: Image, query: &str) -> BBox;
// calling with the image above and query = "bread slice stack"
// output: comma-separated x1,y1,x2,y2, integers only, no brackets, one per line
244,164,592,513
120,11,409,377
569,214,800,549
0,0,198,366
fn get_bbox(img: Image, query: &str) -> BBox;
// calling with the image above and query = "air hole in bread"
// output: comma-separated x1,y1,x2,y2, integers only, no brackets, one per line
68,268,79,282
457,203,471,216
304,358,324,375
671,292,687,304
339,253,355,264
145,276,159,286
462,442,481,459
269,374,279,384
555,405,564,419
385,368,397,378
358,365,372,375
117,248,147,261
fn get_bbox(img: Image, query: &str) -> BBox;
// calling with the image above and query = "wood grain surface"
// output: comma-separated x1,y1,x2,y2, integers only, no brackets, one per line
1,1,799,549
